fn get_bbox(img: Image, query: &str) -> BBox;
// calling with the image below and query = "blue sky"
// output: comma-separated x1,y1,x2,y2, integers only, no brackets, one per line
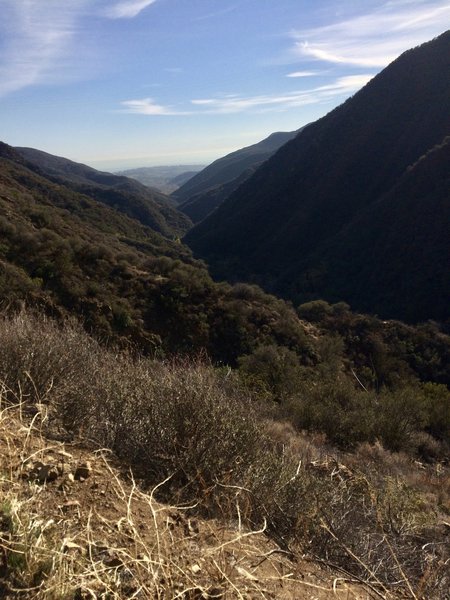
0,0,448,170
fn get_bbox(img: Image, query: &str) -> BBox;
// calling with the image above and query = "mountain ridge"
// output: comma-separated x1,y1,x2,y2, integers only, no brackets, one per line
173,129,300,221
185,31,450,323
16,146,191,237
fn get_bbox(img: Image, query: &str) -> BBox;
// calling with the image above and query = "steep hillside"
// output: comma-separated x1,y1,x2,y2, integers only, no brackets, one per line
180,166,256,223
2,136,450,598
303,137,450,323
170,169,200,186
173,130,299,209
16,147,191,237
186,32,450,323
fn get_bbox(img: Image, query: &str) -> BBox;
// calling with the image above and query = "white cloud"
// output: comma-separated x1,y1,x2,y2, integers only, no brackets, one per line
191,75,374,113
191,5,239,22
286,71,318,78
121,98,192,115
122,75,374,116
104,0,158,19
292,0,450,68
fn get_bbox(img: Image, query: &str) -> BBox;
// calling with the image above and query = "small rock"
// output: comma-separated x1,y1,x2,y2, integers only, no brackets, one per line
104,554,124,568
74,462,91,481
27,461,59,484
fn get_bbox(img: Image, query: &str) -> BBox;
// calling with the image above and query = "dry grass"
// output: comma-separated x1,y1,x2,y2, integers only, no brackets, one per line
0,401,378,599
0,311,449,599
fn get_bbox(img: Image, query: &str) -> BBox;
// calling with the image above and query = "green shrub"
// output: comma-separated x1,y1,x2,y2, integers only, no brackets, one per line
376,386,429,452
297,299,333,322
284,378,377,449
238,344,303,402
422,382,450,443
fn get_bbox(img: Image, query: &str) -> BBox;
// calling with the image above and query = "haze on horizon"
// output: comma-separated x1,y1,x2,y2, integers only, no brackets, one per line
0,0,448,171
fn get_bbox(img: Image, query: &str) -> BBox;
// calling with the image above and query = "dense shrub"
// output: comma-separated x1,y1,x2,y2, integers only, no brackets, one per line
70,358,263,501
376,386,429,452
283,378,378,449
0,311,99,405
238,344,303,402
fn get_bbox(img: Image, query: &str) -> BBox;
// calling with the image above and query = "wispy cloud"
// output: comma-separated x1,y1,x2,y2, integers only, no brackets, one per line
191,4,239,22
121,98,192,115
0,0,161,98
122,75,374,116
104,0,158,19
164,67,183,74
191,76,374,113
0,0,90,97
286,71,318,78
292,0,450,68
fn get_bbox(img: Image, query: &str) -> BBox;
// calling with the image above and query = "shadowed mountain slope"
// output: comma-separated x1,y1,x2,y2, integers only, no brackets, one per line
290,137,450,323
16,147,191,237
180,166,257,224
185,32,450,323
173,130,299,213
170,170,200,186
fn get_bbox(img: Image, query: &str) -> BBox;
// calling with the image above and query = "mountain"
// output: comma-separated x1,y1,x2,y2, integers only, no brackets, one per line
16,147,191,237
185,31,450,323
307,137,450,323
2,145,450,600
180,167,257,224
173,130,299,220
115,164,205,195
169,170,200,187
0,141,311,363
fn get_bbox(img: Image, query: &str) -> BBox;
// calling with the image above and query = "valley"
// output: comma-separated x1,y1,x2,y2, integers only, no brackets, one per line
0,19,449,600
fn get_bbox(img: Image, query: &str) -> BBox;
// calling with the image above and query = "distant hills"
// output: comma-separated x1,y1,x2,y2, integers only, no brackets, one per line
186,31,450,323
16,147,191,237
174,130,299,223
115,165,205,195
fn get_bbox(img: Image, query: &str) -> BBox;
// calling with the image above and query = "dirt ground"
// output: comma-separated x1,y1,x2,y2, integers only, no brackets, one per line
0,404,384,599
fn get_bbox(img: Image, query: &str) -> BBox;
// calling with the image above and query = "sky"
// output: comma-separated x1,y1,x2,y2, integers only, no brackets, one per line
0,0,448,170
